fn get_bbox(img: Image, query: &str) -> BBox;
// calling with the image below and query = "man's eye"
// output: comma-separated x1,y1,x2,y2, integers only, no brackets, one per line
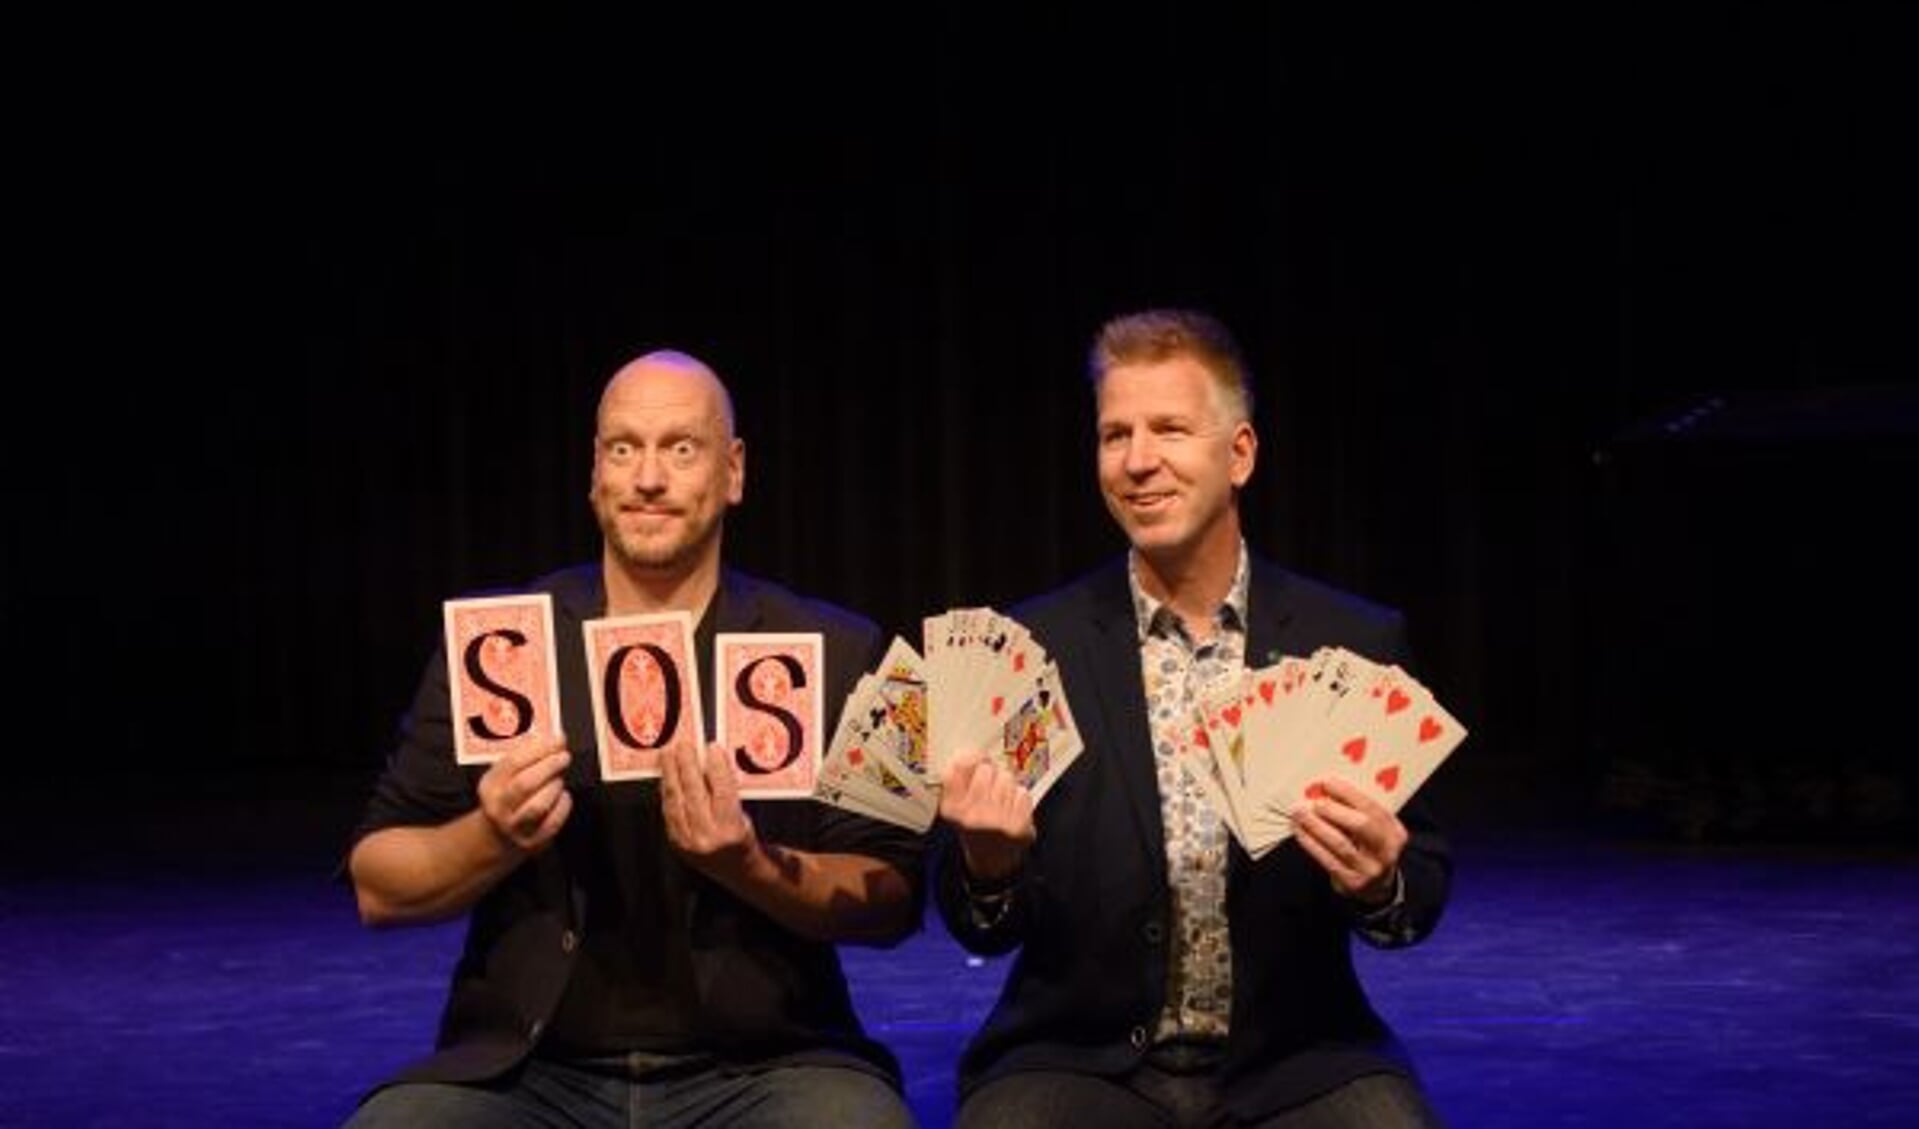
672,440,698,460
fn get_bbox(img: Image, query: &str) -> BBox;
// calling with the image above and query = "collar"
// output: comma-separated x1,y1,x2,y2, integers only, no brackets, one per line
1127,541,1250,643
548,563,754,633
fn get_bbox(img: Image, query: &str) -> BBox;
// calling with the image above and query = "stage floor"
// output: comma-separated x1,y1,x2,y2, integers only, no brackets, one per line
4,834,1916,1127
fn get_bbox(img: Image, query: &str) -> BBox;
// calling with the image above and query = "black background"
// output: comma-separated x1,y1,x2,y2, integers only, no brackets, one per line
10,6,1915,860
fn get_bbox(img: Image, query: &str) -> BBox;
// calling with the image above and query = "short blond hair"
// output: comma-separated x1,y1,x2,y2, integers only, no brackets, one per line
1087,309,1255,423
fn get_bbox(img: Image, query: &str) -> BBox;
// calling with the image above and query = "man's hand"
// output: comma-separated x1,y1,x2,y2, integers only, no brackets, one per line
939,752,1037,883
475,735,573,855
657,739,914,943
661,740,759,877
1290,776,1407,906
352,734,572,927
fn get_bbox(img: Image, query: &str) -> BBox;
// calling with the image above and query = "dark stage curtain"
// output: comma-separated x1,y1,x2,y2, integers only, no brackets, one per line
10,7,1914,849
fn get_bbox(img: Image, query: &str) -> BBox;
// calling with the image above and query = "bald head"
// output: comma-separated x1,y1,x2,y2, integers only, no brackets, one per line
589,348,747,592
597,350,737,440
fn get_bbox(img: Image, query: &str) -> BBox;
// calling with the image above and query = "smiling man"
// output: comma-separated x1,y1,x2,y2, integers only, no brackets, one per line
934,310,1454,1128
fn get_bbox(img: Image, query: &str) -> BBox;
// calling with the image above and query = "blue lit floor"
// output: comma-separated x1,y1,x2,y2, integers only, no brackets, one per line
4,835,1915,1128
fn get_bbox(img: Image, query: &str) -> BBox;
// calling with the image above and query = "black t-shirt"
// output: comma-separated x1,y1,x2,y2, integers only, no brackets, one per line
351,564,923,1081
542,606,722,1055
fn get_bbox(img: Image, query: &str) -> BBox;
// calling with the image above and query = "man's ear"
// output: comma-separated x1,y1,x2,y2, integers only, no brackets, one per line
726,438,746,505
1229,421,1258,489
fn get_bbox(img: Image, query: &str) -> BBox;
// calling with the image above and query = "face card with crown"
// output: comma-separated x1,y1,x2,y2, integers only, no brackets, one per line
870,635,931,785
818,674,937,830
987,661,1083,803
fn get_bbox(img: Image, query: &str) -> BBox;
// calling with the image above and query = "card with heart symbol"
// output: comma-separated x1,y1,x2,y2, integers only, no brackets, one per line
1194,647,1465,856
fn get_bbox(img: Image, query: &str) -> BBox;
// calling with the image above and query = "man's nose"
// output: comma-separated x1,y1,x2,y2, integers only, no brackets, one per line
633,448,667,490
1123,433,1158,475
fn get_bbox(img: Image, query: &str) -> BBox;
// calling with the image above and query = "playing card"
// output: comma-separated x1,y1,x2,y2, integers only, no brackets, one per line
923,608,987,774
582,611,703,782
958,612,1044,753
1195,679,1254,824
1265,662,1467,818
1218,656,1321,843
986,661,1083,804
924,608,1050,775
443,594,563,765
871,636,932,787
1238,655,1314,798
812,636,945,830
1170,646,1469,858
838,669,931,794
1294,646,1373,732
716,633,824,799
1198,676,1297,854
815,772,933,830
812,609,1081,827
1165,712,1244,847
819,674,938,831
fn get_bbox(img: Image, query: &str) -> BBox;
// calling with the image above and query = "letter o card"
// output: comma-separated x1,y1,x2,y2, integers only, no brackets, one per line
443,594,563,765
716,633,824,799
583,612,702,782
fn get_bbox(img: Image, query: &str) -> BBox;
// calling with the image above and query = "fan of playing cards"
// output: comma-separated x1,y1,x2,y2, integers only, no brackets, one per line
439,597,1450,847
1174,646,1466,859
814,607,1085,832
442,596,1082,832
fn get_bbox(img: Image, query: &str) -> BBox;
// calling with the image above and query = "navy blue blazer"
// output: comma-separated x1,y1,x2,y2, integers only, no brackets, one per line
934,553,1451,1118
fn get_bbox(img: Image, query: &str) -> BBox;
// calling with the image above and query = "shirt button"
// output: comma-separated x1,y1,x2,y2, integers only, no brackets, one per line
561,929,579,953
1142,921,1163,945
1129,1026,1148,1050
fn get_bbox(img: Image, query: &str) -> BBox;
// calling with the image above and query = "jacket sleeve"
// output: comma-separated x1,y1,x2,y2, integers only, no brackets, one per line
930,822,1030,956
1345,791,1450,948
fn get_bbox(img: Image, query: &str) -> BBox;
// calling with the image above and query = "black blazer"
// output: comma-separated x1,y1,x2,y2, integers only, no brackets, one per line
934,554,1451,1118
356,565,921,1090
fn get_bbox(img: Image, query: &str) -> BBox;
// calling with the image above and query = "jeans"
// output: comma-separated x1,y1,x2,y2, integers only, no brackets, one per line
343,1054,917,1129
954,1067,1446,1129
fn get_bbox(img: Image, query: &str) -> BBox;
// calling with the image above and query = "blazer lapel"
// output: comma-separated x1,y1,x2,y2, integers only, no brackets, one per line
1243,555,1299,670
1228,556,1297,892
1078,563,1169,877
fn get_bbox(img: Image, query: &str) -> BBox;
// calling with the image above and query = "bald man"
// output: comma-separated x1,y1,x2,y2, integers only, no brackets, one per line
345,352,923,1128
